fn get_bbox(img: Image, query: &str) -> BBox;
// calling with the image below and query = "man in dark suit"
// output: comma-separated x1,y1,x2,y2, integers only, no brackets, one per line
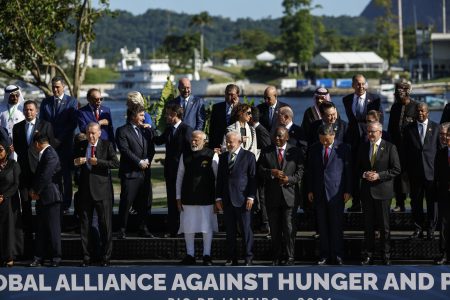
277,106,308,153
74,122,119,267
301,87,331,138
39,76,78,212
308,102,349,145
116,106,156,239
387,81,418,212
29,134,62,267
154,103,193,237
216,131,256,266
208,84,240,149
257,86,289,133
12,100,56,239
307,124,352,265
78,88,115,147
167,78,205,131
258,126,304,266
403,103,440,239
343,74,382,212
249,106,271,232
435,130,450,265
357,121,401,265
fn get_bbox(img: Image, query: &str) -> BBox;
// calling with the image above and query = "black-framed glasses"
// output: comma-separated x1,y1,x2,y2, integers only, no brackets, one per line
246,111,252,115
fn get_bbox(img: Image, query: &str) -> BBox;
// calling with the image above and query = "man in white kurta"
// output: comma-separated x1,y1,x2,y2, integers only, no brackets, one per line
176,130,218,266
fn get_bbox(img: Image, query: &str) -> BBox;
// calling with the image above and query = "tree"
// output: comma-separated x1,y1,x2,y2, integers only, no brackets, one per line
374,0,399,69
189,11,212,70
280,0,317,75
0,0,110,97
161,33,200,70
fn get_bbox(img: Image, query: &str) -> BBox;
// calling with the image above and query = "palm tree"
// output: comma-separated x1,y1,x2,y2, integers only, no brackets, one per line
189,11,212,70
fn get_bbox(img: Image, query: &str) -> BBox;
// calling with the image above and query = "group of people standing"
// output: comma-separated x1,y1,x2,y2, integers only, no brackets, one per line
0,73,449,267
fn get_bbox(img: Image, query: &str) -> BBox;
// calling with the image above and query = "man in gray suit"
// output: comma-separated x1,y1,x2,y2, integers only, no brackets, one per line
168,78,205,131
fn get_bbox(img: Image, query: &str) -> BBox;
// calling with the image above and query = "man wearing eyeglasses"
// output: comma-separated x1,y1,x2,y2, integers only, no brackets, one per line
78,88,115,148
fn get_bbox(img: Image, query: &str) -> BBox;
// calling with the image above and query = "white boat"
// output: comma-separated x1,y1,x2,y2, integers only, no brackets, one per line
379,83,395,103
106,47,171,99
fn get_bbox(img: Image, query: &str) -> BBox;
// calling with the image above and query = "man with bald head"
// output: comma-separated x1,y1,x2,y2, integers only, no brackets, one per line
168,78,205,131
257,86,289,132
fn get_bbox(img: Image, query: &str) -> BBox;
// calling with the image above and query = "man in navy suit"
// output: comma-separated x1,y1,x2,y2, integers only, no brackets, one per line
116,106,156,239
29,133,62,267
357,121,401,265
13,100,56,239
168,78,205,131
154,103,193,237
308,102,349,145
39,76,78,212
208,84,240,149
258,126,304,266
216,131,256,266
307,124,352,265
257,86,289,133
342,74,382,213
403,103,440,240
78,88,115,147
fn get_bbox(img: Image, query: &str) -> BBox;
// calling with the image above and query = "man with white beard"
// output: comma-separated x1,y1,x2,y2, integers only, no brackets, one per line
176,130,219,266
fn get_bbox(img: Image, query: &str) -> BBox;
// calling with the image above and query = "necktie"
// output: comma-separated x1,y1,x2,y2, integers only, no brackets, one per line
419,123,425,144
278,148,284,166
95,109,100,121
228,152,236,170
226,105,233,125
168,126,175,144
26,122,34,145
356,97,364,120
370,143,378,168
399,105,406,129
324,146,329,166
269,106,274,122
135,126,140,138
91,145,95,158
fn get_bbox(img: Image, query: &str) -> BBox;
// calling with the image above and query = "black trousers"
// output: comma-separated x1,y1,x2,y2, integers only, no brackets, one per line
165,178,179,235
19,187,33,236
223,204,253,261
438,192,450,257
256,179,269,226
315,198,344,259
362,193,390,257
35,202,61,262
118,173,152,231
268,205,295,260
410,177,437,231
79,190,112,261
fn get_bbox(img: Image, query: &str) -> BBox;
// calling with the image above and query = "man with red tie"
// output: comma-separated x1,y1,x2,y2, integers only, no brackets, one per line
74,122,119,267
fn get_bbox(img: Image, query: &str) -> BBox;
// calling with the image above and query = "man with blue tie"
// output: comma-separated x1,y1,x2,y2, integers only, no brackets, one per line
78,88,115,147
307,124,352,265
168,78,205,131
403,102,440,240
216,131,256,266
257,86,289,133
39,76,78,213
357,121,401,265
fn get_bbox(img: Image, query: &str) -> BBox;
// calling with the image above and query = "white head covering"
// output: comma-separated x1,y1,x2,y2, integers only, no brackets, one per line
4,85,25,104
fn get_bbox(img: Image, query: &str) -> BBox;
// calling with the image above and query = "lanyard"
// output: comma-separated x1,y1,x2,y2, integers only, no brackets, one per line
7,104,17,122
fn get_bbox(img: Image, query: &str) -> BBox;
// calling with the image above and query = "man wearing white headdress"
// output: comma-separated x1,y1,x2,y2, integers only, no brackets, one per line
0,85,25,138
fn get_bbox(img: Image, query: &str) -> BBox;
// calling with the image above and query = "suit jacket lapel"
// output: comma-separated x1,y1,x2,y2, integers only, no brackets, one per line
184,96,193,116
328,144,337,165
128,124,143,149
424,122,434,145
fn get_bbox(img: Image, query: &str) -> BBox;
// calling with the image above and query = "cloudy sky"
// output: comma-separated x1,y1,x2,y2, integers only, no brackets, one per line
108,0,371,19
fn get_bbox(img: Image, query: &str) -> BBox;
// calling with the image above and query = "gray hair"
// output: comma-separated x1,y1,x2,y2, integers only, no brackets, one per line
367,121,383,131
127,91,145,108
86,122,100,132
416,102,429,111
226,130,241,141
318,124,335,136
279,106,294,120
192,130,206,140
440,122,450,131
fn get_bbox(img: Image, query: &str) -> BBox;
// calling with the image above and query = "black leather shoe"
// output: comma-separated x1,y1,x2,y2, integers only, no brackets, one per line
245,259,253,266
410,229,423,239
117,229,126,239
383,258,391,265
138,228,155,238
361,256,373,265
335,256,343,265
284,258,295,266
435,256,448,265
180,255,196,265
260,223,270,234
392,206,405,212
317,258,327,265
29,259,42,267
101,260,110,267
80,260,90,267
426,229,435,240
202,255,213,266
224,259,238,266
50,261,60,267
272,259,281,266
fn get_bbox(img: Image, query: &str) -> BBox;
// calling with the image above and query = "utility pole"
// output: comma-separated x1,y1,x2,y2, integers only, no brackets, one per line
398,0,404,59
444,0,447,33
